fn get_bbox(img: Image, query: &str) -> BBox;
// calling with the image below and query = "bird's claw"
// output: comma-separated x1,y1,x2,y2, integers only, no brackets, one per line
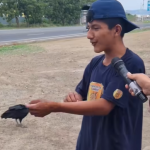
16,124,27,128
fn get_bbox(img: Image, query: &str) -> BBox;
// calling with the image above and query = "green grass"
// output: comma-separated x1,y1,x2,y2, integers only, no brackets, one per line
0,23,82,30
143,20,150,24
126,14,137,22
130,28,150,33
0,44,44,55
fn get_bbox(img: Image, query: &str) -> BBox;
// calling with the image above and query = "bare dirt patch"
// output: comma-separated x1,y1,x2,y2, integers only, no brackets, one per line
0,30,150,150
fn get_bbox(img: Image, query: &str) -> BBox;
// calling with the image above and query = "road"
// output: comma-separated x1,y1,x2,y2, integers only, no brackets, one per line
0,23,149,45
0,26,87,45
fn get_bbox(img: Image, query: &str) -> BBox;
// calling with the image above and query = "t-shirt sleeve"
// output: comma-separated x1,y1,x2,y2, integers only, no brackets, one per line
75,63,91,100
101,75,130,108
101,63,145,108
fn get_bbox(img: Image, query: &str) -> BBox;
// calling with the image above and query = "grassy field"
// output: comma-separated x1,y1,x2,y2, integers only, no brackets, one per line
0,30,150,150
0,44,44,54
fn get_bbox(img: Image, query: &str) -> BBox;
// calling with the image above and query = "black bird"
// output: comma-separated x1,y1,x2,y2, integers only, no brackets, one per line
1,104,29,127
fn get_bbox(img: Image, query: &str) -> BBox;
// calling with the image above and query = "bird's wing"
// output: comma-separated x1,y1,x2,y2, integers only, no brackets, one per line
9,104,25,110
1,109,18,119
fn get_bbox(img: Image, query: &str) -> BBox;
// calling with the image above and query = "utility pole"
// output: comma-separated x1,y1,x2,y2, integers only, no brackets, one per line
141,0,145,22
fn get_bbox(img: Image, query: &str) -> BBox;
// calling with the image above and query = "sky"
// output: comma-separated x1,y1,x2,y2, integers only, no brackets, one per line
118,0,149,10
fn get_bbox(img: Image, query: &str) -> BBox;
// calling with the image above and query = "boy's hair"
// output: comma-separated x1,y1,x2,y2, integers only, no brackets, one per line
99,18,125,38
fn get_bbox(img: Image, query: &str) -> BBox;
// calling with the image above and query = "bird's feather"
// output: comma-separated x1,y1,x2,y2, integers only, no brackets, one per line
1,104,29,122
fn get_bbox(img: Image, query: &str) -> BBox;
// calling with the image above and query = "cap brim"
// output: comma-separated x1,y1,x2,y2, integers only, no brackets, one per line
123,18,139,33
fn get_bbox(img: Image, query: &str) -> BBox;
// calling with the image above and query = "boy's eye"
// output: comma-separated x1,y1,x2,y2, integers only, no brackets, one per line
94,28,99,30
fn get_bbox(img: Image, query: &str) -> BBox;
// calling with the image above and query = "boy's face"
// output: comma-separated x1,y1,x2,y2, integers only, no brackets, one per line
87,20,118,53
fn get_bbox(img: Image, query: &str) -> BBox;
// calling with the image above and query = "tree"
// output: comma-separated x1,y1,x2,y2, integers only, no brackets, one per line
44,0,85,25
0,0,46,26
43,0,53,22
0,0,96,27
19,0,46,25
0,0,20,27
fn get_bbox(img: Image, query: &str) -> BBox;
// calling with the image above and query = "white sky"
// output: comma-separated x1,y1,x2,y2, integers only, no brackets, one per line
118,0,149,10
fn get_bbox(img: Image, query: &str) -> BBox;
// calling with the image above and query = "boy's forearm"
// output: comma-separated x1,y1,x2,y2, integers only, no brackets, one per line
51,99,114,116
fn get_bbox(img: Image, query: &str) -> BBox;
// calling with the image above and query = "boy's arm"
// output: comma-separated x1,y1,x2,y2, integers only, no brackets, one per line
26,98,115,117
59,98,114,115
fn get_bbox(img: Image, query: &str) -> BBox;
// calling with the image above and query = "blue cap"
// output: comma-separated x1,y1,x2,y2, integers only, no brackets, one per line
87,0,139,33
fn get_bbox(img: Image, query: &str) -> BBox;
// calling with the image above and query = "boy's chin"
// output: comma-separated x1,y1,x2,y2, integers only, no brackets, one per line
94,47,103,53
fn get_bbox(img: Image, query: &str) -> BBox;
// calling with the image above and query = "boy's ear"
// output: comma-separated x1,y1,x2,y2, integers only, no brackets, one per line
114,24,122,37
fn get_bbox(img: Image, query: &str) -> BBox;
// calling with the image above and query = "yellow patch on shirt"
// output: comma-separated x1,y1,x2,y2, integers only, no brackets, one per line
87,82,104,101
113,89,123,99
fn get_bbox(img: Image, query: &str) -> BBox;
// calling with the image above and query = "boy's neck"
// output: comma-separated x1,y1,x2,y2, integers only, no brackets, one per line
103,42,126,66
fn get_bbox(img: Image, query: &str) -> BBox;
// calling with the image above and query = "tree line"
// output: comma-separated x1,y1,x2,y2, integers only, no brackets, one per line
0,0,95,27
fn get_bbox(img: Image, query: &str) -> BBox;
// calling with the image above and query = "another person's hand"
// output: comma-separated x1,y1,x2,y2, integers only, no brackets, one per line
125,72,150,96
63,92,82,102
25,99,57,117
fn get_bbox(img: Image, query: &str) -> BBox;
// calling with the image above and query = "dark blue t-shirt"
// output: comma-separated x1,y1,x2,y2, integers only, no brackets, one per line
75,49,145,150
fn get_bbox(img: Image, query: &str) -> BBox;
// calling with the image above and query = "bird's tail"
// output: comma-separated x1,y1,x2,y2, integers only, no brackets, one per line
1,110,12,119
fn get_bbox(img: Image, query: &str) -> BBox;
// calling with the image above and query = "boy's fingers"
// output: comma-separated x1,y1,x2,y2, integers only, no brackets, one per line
29,100,41,104
67,95,72,102
25,104,37,110
69,93,76,102
30,110,38,115
74,93,80,101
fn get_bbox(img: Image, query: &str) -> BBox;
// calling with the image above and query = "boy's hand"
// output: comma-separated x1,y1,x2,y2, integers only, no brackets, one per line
25,99,57,117
64,92,82,102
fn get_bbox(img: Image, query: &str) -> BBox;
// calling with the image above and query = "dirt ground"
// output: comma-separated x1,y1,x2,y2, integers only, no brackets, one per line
0,30,150,150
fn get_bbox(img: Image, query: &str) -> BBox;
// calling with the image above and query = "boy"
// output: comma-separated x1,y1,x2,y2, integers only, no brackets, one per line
26,0,145,150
